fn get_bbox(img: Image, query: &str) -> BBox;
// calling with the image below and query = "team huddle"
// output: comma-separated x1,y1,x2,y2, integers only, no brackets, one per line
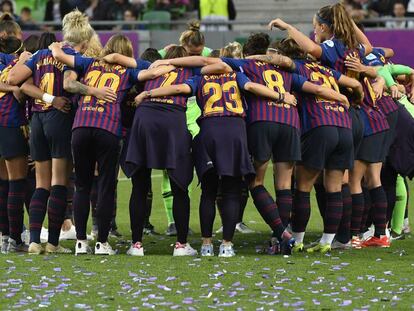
0,2,412,258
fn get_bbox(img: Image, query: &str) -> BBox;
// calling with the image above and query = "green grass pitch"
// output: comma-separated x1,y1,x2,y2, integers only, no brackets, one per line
1,170,413,310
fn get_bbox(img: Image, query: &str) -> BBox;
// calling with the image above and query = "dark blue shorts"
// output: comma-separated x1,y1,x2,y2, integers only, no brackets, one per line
193,117,255,180
300,126,354,171
247,121,301,163
356,130,388,163
0,126,29,159
30,110,73,161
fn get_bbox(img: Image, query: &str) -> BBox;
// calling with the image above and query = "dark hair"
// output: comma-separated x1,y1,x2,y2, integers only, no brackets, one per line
125,7,138,18
275,38,306,60
317,3,358,49
140,48,162,62
0,36,23,54
1,1,13,14
23,34,39,53
165,45,188,59
243,33,270,56
209,49,221,58
38,32,56,50
21,6,31,14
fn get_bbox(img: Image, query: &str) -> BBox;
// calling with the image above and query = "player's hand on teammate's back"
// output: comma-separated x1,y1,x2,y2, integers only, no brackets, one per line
389,85,402,99
284,92,297,106
93,86,117,103
134,92,147,106
268,18,290,30
344,55,364,73
19,51,32,62
52,96,71,113
149,59,170,69
372,81,384,100
48,42,63,51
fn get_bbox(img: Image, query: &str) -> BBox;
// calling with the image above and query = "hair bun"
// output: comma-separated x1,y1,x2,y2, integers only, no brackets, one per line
188,20,200,32
0,13,13,22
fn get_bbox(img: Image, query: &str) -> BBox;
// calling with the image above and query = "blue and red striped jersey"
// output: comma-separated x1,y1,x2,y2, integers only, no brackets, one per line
363,48,386,67
0,53,26,127
376,94,398,116
185,72,250,119
360,77,389,136
320,38,365,79
221,58,306,128
143,67,197,108
25,45,78,112
320,39,389,136
72,55,147,137
293,60,351,134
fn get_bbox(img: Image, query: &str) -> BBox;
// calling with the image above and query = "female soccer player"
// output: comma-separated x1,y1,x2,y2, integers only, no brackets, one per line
269,3,391,249
117,46,198,256
0,37,30,252
150,36,350,255
257,38,363,253
7,10,96,254
50,35,174,255
159,20,212,58
0,15,24,253
134,61,295,257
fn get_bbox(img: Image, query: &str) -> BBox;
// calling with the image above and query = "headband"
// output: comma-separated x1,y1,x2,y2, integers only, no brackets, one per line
12,41,23,54
316,13,331,27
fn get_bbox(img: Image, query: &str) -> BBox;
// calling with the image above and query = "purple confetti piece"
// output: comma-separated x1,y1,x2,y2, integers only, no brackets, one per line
339,300,352,306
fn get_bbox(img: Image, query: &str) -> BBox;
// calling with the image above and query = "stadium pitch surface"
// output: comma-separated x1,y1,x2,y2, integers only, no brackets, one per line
0,171,413,310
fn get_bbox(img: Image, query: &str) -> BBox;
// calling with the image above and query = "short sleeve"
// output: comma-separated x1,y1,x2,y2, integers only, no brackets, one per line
184,75,201,96
220,57,246,71
128,68,141,84
373,48,385,57
74,55,94,76
24,51,38,72
291,73,307,92
320,40,337,67
136,60,150,71
331,68,342,81
236,72,251,90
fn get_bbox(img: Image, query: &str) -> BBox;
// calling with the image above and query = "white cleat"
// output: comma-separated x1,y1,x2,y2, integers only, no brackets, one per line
28,242,44,255
94,242,116,255
126,242,144,256
7,238,28,253
173,242,198,257
362,225,374,241
0,234,9,254
218,243,236,258
59,225,77,240
235,222,255,234
21,229,30,246
45,243,72,254
75,240,92,255
200,244,214,257
331,239,352,250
